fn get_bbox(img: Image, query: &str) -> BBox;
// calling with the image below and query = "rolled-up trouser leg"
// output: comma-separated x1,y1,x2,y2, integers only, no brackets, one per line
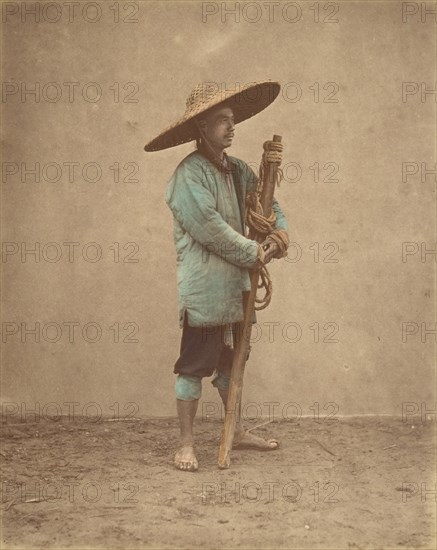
175,374,202,401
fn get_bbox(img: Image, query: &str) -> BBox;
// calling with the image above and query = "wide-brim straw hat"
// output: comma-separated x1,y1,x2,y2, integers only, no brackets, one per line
144,80,281,152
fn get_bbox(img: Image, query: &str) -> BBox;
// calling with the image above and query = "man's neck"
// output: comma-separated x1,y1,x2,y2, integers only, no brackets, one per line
197,142,229,171
209,144,225,160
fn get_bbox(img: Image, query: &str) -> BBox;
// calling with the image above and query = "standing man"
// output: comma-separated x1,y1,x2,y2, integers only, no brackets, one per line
144,81,289,471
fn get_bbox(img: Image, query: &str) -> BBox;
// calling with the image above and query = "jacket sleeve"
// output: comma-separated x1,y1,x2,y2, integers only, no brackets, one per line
241,161,289,233
165,161,260,268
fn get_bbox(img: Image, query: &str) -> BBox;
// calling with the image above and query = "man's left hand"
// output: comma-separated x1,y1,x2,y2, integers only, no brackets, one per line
261,240,280,265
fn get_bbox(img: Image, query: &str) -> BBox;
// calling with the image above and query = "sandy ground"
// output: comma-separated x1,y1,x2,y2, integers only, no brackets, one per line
1,415,435,549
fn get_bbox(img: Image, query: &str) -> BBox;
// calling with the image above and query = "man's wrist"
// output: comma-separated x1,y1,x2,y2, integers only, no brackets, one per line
256,242,266,267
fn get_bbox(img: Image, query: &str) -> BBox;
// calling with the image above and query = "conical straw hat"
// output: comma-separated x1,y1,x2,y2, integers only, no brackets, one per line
144,80,281,152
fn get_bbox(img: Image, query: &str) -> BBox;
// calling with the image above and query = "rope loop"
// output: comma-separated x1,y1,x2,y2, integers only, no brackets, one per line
246,139,287,310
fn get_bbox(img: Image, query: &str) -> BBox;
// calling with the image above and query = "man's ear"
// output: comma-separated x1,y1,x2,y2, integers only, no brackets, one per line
197,119,207,131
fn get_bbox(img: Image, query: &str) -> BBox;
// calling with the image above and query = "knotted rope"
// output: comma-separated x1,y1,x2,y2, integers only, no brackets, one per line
245,140,289,310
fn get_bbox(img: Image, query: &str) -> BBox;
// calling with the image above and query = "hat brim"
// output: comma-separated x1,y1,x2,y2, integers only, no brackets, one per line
144,81,281,152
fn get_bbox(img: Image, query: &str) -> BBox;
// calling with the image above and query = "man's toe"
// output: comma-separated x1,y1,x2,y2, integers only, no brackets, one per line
174,455,198,471
233,432,280,451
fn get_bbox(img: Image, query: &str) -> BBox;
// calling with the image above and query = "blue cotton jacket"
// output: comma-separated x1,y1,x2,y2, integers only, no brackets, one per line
165,151,288,328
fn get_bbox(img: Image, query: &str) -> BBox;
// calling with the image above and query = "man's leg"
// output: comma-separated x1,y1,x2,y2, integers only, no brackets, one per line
214,367,279,450
174,374,201,471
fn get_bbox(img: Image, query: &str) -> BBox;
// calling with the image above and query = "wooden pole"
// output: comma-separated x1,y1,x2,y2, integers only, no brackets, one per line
218,135,282,469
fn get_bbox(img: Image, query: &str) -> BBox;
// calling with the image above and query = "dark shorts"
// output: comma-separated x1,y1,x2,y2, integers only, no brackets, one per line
173,312,237,379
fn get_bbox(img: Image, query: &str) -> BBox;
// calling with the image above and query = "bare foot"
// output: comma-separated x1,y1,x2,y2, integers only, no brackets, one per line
174,445,198,471
233,430,279,451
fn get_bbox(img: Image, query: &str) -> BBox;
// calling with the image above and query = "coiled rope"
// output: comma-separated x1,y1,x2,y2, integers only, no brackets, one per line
245,140,289,310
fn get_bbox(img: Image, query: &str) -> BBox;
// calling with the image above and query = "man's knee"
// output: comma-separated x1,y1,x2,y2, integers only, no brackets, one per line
175,374,202,401
212,370,231,392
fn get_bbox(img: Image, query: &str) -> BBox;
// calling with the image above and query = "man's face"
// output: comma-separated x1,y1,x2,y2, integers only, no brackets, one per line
198,106,235,151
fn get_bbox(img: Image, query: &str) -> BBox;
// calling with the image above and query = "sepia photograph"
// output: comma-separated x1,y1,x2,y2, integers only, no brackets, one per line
1,0,436,548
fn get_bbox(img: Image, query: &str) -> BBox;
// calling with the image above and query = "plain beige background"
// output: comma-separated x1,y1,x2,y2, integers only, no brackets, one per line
1,0,435,418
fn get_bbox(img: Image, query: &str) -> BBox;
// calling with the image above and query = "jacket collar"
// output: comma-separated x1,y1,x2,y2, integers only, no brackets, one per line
196,146,232,174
